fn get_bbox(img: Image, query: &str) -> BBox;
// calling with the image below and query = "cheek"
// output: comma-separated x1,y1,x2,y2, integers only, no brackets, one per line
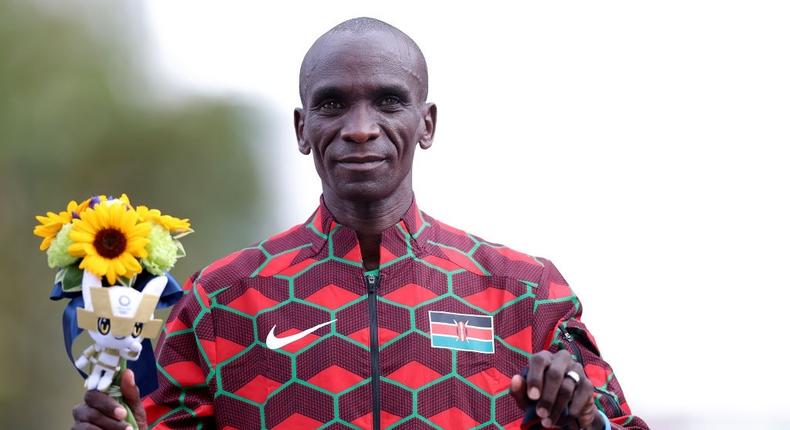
389,113,422,148
305,121,337,157
310,151,329,183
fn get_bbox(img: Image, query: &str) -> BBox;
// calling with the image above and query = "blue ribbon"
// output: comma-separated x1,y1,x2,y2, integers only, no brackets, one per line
50,271,183,397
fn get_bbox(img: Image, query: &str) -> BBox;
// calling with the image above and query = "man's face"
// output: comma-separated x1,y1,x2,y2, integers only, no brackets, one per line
295,30,436,203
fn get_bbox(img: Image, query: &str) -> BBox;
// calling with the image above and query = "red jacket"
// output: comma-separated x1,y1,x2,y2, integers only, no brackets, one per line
145,197,648,429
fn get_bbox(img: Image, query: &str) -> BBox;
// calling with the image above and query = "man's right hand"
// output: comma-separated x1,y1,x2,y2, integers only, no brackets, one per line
72,369,148,430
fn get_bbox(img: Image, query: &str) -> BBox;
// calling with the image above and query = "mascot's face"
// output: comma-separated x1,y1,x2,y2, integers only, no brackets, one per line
77,271,166,355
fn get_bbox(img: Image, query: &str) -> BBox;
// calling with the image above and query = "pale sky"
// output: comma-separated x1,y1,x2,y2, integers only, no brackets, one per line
143,1,790,427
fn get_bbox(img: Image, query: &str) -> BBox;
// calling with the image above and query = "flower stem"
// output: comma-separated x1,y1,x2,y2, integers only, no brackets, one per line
109,358,139,430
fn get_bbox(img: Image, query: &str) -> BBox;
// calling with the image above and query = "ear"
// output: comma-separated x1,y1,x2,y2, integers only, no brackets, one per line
418,103,437,150
81,270,102,310
141,275,167,299
294,108,310,155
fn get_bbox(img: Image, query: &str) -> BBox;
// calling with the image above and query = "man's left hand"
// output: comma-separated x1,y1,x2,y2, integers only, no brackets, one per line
510,350,603,429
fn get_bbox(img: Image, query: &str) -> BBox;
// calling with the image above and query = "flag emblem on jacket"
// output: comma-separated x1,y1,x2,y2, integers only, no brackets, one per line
428,311,495,354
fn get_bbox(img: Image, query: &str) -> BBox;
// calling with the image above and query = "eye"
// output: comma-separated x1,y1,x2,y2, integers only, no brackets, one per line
377,95,404,111
132,322,144,338
378,95,401,106
97,317,111,335
318,100,344,111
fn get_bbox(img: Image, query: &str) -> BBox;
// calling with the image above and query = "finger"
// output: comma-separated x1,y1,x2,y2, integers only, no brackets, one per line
568,368,594,420
536,350,572,422
120,369,141,408
553,415,581,430
72,403,131,430
547,373,577,426
526,351,552,401
72,423,109,430
578,396,599,429
84,390,127,421
509,373,527,409
120,369,147,426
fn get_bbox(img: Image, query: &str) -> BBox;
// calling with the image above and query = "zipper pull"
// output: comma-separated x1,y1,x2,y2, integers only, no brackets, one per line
366,274,377,294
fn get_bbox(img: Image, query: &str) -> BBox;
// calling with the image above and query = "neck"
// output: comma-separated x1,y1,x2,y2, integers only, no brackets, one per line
322,183,414,271
322,186,413,235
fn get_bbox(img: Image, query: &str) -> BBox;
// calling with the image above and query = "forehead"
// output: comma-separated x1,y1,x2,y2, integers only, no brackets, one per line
302,31,424,99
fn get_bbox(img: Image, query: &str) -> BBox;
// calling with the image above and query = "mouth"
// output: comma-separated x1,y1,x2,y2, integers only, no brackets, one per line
335,155,387,171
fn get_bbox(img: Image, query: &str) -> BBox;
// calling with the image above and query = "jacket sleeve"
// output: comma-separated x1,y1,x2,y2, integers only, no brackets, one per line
534,259,650,430
143,272,216,429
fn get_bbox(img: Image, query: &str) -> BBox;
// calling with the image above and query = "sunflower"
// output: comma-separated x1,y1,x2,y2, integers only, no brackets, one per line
69,198,93,217
136,205,191,233
68,201,151,285
33,199,87,250
33,210,72,251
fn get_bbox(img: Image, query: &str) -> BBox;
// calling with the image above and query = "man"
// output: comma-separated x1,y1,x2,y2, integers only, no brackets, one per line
73,18,648,430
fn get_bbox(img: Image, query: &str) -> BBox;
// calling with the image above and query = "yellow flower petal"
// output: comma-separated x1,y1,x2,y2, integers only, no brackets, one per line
68,230,93,244
77,198,92,213
67,242,85,256
125,238,144,251
39,237,52,251
120,209,138,233
119,194,131,206
131,222,152,238
94,205,110,229
112,258,127,278
105,262,117,285
81,255,108,276
121,252,142,273
79,220,97,236
79,209,99,232
108,204,120,229
33,211,70,251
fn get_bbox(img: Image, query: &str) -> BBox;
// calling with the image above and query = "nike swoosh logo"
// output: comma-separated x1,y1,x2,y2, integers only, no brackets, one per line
265,319,336,350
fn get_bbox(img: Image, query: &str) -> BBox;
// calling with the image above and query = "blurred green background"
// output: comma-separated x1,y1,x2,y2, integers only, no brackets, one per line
0,1,273,427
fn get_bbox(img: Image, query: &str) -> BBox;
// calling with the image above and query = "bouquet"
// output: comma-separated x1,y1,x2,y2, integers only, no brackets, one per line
33,194,191,429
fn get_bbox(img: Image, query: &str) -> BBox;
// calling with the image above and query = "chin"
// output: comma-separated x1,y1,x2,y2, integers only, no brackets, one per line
334,182,394,202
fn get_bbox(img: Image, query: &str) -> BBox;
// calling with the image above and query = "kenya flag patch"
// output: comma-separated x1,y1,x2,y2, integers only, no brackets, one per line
428,310,495,354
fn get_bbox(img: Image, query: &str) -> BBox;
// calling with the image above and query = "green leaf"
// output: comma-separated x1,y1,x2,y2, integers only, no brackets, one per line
54,268,66,285
172,228,193,240
118,275,136,288
61,265,84,292
174,239,186,258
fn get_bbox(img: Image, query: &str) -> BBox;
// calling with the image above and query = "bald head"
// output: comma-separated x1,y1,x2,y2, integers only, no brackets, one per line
299,17,429,104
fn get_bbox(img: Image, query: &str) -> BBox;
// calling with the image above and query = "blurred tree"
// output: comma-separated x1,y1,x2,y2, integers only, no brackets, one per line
0,0,271,426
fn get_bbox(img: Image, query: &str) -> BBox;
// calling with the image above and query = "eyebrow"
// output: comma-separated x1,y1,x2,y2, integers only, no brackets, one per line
310,86,345,106
373,84,412,103
309,83,413,106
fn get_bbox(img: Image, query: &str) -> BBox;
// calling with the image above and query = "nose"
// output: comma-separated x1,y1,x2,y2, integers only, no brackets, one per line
340,104,381,143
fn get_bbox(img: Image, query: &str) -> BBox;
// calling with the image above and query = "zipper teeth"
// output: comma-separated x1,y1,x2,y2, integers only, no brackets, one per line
366,274,381,430
562,327,623,417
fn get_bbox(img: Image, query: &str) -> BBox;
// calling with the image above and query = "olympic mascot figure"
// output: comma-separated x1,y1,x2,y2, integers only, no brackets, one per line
75,270,166,391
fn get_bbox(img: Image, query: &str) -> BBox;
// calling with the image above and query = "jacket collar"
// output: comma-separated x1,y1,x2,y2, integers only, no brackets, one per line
304,194,431,265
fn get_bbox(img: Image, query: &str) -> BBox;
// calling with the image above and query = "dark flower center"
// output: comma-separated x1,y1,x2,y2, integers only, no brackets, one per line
93,228,127,258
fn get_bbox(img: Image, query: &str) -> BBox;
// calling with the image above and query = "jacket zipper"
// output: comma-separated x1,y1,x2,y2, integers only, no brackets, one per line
560,327,623,417
366,273,381,430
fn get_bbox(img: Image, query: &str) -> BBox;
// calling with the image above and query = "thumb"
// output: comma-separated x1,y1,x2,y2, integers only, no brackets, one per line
509,374,527,409
120,369,148,428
